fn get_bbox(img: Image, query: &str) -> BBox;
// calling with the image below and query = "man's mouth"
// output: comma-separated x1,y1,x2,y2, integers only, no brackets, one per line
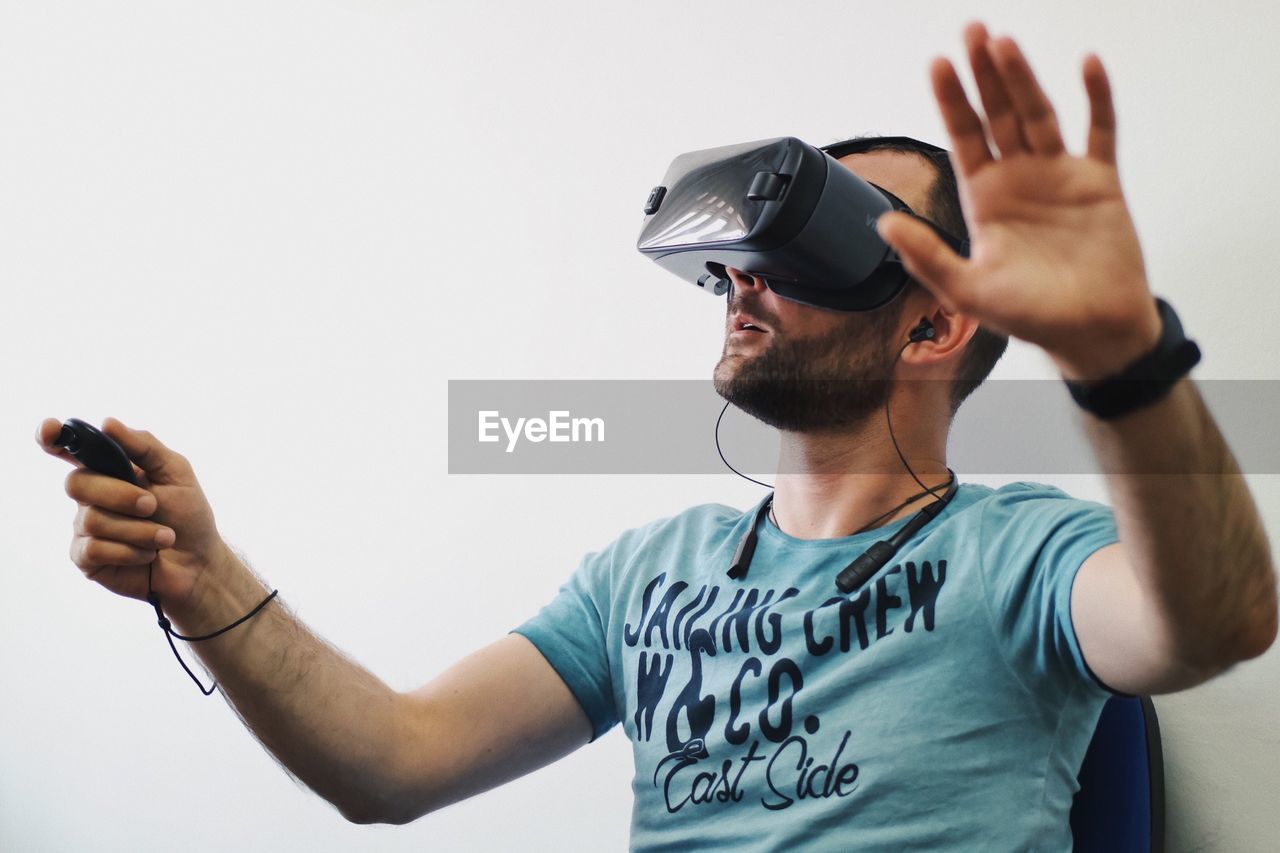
730,312,770,334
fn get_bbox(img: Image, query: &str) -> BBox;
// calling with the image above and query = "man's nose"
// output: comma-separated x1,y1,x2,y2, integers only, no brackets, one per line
725,266,767,295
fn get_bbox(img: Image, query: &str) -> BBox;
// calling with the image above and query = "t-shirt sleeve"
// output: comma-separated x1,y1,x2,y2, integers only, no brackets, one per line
509,542,621,742
977,482,1127,703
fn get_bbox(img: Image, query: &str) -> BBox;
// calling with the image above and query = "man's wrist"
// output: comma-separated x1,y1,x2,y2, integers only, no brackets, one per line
1049,299,1164,383
168,542,272,638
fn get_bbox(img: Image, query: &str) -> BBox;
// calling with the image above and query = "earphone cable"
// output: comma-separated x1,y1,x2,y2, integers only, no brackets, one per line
715,400,773,489
885,339,946,503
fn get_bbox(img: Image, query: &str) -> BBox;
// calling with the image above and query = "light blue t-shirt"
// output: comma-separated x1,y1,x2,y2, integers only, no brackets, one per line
511,481,1124,851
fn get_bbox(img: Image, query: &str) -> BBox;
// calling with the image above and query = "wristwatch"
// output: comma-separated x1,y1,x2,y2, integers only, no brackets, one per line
1063,296,1201,420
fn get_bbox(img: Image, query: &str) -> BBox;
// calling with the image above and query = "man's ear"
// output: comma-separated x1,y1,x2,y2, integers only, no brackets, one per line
902,304,979,365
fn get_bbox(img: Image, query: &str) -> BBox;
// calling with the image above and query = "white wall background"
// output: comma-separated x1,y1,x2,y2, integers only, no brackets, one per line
2,1,1277,850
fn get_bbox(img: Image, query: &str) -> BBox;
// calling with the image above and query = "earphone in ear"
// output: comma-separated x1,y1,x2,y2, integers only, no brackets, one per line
908,318,935,343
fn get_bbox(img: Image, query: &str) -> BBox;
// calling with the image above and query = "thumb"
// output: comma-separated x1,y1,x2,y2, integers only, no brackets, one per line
35,417,81,467
877,212,971,311
101,417,193,486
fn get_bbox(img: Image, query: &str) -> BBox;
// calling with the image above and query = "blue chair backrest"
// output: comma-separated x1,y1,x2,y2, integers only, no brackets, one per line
1070,694,1165,852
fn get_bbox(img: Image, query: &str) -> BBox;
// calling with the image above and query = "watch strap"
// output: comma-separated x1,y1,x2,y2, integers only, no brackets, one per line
1064,297,1201,420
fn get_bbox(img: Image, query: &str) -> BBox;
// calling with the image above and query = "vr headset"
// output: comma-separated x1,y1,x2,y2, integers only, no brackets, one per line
636,135,969,312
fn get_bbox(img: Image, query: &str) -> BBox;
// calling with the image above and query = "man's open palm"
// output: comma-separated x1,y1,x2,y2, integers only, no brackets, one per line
878,21,1162,378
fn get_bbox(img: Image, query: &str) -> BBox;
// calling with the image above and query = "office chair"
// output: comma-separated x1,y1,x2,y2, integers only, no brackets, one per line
1070,694,1165,852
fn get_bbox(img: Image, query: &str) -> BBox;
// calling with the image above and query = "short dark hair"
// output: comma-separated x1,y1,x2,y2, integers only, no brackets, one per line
838,135,1008,415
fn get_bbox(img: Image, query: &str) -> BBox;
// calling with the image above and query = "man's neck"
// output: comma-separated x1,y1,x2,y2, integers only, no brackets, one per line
771,417,950,541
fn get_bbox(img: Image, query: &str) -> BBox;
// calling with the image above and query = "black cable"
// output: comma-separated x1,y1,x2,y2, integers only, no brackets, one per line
851,477,950,533
715,400,773,488
146,560,278,696
764,475,949,539
885,339,946,503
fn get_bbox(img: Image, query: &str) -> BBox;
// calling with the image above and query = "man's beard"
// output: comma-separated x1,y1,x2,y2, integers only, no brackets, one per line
713,308,901,433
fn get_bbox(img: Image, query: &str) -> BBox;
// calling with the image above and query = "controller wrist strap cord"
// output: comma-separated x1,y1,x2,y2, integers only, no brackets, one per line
145,562,278,696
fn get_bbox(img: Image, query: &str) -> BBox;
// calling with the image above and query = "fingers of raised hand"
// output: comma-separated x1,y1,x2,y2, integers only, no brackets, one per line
1082,53,1117,164
963,22,1029,158
74,505,175,550
985,35,1065,157
940,25,1117,171
65,468,158,517
930,56,993,178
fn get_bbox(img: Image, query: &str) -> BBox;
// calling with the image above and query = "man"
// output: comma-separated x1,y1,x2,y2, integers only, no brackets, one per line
37,21,1276,851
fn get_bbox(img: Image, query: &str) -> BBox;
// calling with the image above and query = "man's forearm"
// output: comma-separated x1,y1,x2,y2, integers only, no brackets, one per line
1078,377,1278,667
165,544,409,823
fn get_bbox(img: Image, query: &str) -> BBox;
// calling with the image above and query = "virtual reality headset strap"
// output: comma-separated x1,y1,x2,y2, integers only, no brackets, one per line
821,135,972,260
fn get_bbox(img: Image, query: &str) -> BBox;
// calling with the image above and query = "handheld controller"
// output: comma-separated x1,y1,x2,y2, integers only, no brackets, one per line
49,417,277,696
52,418,139,485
